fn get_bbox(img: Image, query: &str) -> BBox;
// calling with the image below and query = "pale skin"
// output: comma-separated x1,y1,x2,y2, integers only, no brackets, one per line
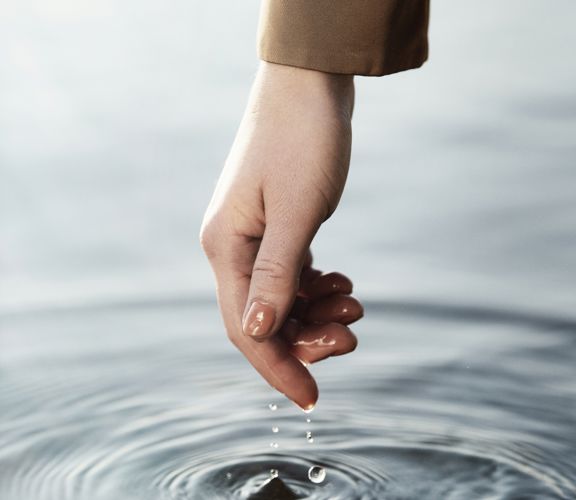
200,61,363,410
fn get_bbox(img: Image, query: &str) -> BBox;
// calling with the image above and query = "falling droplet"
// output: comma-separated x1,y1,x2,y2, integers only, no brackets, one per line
272,426,279,433
306,431,314,443
270,468,279,479
308,466,326,484
270,442,279,448
306,418,311,423
269,403,278,411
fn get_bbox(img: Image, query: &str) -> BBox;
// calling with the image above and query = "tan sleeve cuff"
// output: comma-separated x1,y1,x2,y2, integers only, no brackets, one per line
257,0,430,77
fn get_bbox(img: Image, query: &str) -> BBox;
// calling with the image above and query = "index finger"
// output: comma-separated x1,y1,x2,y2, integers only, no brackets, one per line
208,233,318,410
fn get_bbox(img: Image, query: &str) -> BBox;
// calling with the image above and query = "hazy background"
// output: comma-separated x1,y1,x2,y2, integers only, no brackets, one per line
2,0,576,318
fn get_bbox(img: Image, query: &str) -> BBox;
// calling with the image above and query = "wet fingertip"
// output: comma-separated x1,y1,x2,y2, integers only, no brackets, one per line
348,330,359,352
291,377,318,412
302,402,316,413
340,301,364,325
331,273,353,294
295,394,317,413
292,399,318,413
334,329,358,356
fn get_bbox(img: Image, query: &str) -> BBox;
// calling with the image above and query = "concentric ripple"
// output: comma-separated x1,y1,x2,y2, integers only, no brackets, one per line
157,452,389,499
1,302,576,499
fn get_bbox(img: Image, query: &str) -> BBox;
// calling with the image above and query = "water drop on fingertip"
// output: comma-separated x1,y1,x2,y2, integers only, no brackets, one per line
308,465,326,484
270,468,279,479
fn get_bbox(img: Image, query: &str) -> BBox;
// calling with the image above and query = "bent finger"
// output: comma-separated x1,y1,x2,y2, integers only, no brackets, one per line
301,271,353,300
304,294,364,325
289,323,358,365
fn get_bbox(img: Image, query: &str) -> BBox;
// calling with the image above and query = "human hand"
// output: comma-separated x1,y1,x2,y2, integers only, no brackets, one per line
200,61,362,410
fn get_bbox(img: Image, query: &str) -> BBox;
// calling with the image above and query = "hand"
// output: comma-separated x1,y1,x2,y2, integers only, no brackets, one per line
200,61,362,410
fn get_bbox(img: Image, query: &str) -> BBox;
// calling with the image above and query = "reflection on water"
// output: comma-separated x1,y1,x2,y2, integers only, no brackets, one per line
1,302,575,499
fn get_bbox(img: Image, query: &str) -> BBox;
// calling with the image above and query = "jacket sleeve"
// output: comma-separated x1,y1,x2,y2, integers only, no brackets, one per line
257,0,430,77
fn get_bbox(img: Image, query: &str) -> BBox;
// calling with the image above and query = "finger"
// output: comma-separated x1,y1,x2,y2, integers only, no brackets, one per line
303,248,313,268
301,271,353,300
242,213,323,341
231,326,319,410
294,269,358,321
290,296,309,321
299,265,323,296
206,231,318,410
278,317,302,343
289,323,358,365
304,294,364,325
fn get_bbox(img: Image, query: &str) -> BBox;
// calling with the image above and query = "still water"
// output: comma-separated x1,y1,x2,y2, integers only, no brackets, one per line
1,0,576,498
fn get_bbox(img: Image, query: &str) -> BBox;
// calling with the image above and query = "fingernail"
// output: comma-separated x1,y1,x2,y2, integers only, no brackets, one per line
243,301,276,339
302,403,315,413
293,400,316,412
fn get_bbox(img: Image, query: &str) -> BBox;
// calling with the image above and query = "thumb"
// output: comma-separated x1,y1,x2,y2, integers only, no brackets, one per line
242,214,321,341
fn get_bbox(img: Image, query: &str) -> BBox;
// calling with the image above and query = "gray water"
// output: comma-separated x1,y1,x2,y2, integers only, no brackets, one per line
1,1,576,499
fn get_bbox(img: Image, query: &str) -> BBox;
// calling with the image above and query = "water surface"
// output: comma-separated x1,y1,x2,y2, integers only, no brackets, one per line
1,301,575,499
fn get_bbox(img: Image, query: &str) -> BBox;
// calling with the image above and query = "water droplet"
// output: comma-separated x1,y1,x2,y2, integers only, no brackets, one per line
270,442,279,448
306,418,311,423
225,472,232,480
270,468,279,479
306,431,314,443
272,426,279,433
308,465,326,484
269,403,278,411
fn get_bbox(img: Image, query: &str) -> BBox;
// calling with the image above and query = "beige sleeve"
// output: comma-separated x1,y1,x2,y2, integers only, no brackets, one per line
257,0,430,77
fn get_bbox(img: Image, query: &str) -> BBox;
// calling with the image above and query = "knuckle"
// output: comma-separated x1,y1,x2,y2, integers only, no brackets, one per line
199,218,222,259
252,257,294,287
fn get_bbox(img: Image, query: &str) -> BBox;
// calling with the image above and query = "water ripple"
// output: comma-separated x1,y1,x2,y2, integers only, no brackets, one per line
1,303,575,499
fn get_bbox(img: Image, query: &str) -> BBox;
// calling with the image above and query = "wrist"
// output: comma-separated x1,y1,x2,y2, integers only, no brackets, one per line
257,61,355,119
